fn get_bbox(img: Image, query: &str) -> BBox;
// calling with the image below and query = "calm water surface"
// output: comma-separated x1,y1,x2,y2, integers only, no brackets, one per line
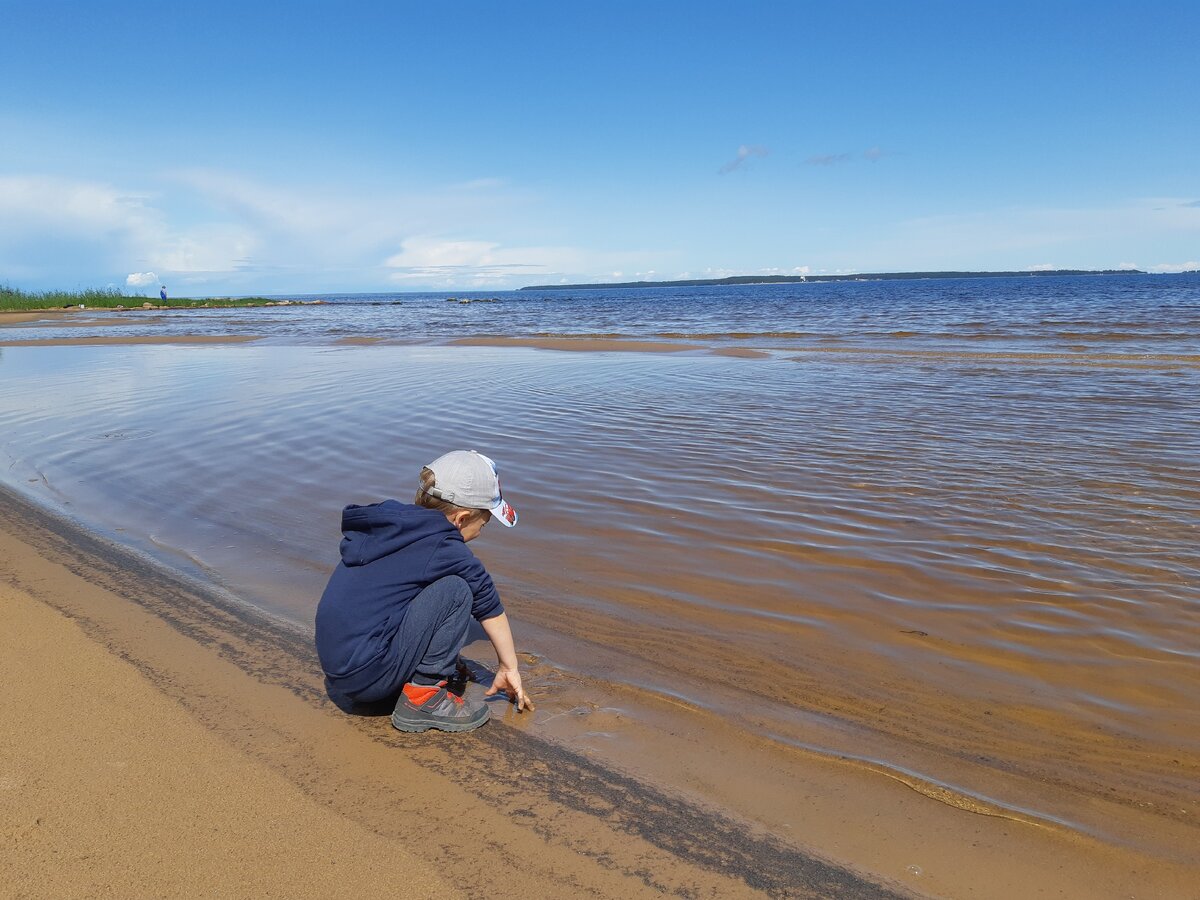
2,275,1198,854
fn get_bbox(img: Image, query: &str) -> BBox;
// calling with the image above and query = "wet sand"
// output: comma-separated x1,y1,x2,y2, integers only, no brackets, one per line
0,313,54,325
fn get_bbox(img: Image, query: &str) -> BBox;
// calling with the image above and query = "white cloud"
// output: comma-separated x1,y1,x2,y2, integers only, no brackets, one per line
383,237,582,285
382,237,667,288
1029,263,1056,271
1148,261,1200,273
0,169,672,291
719,145,769,174
758,265,811,276
153,226,261,273
0,175,159,240
0,174,264,280
0,171,453,288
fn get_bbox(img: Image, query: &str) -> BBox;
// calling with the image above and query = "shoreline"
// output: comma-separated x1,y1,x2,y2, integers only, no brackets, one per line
4,472,1197,897
0,483,899,898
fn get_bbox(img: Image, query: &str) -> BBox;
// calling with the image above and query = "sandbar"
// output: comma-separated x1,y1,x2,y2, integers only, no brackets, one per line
0,310,72,326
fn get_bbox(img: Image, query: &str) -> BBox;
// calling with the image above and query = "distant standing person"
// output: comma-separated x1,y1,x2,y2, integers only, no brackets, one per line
160,285,167,304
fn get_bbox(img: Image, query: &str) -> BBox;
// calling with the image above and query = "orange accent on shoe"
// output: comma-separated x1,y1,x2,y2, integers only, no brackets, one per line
402,684,440,706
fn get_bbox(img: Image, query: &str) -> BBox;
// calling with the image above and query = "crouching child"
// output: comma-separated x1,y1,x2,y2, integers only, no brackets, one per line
315,450,532,733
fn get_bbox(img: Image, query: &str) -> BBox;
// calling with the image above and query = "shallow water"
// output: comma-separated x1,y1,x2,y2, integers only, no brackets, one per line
6,272,1200,356
2,275,1198,858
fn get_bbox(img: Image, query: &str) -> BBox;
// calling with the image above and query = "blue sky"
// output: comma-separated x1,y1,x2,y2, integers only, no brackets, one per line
2,1,1197,294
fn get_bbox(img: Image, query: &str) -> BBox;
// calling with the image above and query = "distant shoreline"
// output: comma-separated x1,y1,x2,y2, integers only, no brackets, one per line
519,268,1147,291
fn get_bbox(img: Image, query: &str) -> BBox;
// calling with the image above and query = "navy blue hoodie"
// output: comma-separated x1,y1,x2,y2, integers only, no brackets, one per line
315,500,503,698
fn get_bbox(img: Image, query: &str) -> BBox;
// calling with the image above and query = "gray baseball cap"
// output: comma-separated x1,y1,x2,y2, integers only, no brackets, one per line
424,450,517,527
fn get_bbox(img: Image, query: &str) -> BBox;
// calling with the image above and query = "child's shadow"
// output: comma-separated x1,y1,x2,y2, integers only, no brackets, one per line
325,620,493,717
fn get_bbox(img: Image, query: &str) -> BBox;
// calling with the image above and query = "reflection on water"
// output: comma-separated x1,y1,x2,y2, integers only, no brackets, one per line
1,275,1198,856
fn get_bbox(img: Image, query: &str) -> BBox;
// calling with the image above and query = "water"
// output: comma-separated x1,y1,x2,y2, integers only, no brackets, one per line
6,272,1200,356
2,274,1198,857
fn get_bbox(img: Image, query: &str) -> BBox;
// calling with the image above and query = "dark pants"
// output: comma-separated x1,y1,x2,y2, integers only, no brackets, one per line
326,575,473,706
394,574,473,687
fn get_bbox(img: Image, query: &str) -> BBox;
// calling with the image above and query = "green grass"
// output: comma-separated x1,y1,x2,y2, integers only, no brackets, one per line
0,285,276,312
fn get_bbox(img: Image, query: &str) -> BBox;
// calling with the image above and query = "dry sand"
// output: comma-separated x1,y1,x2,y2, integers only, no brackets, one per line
0,583,452,898
0,489,897,899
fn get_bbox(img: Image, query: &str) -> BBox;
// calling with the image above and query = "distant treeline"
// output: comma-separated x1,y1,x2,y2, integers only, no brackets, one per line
519,269,1147,291
0,285,273,311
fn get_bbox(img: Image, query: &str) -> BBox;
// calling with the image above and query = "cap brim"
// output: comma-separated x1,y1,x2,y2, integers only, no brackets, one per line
489,498,517,527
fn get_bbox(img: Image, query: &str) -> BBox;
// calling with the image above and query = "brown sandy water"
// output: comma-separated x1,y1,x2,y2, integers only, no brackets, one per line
0,326,1198,884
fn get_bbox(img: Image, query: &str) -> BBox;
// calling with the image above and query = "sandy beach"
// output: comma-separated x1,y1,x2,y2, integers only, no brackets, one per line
1,577,452,898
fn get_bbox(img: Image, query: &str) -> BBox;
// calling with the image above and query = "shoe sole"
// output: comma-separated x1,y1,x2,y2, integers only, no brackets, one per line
391,708,490,734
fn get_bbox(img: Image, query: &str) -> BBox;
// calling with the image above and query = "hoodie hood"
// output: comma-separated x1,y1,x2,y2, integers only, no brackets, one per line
339,500,456,566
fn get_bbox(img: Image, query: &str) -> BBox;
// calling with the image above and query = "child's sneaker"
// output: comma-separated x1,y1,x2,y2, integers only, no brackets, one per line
391,681,490,733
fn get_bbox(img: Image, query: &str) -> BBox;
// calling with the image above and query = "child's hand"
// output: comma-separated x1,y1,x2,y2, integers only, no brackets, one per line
485,667,535,713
